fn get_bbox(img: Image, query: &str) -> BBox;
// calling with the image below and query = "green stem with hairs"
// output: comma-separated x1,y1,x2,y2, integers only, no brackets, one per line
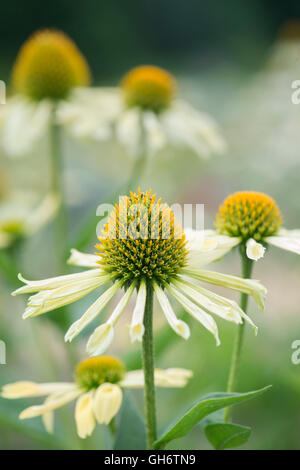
142,282,157,449
223,248,253,423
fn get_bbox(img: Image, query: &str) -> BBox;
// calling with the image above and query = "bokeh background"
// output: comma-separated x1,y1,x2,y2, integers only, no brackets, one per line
1,0,300,450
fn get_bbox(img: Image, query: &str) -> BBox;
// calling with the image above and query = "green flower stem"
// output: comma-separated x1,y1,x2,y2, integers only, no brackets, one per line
142,282,157,449
50,108,67,269
126,110,147,192
65,112,148,258
223,249,253,423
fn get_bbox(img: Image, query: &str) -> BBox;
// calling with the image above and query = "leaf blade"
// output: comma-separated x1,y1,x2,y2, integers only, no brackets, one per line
205,422,251,449
153,385,271,449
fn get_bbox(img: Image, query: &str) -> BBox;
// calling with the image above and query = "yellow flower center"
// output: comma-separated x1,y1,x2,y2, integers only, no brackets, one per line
215,191,282,241
75,357,125,391
1,219,24,235
121,65,176,113
96,189,188,286
12,29,91,101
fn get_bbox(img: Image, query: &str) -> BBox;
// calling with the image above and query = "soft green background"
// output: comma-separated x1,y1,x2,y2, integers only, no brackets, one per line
0,0,300,450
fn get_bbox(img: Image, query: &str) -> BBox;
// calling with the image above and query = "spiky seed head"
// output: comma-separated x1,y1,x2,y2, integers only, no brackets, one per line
75,357,125,391
121,65,176,113
96,189,188,287
12,29,91,101
215,191,283,241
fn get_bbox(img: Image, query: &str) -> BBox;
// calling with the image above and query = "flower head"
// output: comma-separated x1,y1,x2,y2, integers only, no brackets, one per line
1,356,192,438
121,65,176,113
12,189,267,353
57,66,225,160
214,191,300,261
216,191,283,242
12,29,91,101
97,189,188,285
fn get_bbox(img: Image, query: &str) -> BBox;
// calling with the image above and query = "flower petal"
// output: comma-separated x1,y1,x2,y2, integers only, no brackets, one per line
75,392,96,439
19,389,81,419
153,282,190,339
86,282,135,355
246,238,266,261
12,269,104,295
129,279,146,343
120,368,193,388
266,235,300,255
173,277,237,324
64,281,122,342
67,249,100,268
183,268,267,311
1,381,75,399
167,284,220,345
86,323,114,356
23,275,111,319
93,383,122,425
184,228,240,267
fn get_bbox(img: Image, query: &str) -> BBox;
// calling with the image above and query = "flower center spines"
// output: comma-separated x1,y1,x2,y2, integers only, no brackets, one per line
95,189,188,286
75,357,125,391
121,65,176,113
215,191,283,241
12,29,91,101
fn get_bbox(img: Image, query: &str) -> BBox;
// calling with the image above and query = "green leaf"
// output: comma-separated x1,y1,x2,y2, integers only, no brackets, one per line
205,422,251,449
113,391,146,450
153,386,271,449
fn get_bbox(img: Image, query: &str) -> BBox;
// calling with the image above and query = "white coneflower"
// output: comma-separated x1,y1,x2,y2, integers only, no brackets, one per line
12,189,266,354
1,356,192,439
213,191,300,261
57,65,226,160
0,29,90,157
0,192,59,248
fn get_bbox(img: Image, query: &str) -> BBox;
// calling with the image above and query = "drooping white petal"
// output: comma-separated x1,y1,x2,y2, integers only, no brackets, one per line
12,269,105,295
266,235,300,255
184,228,240,267
22,275,112,319
1,381,75,399
67,249,100,268
1,97,52,157
24,193,60,236
246,238,266,261
153,368,193,387
75,392,96,439
120,368,193,388
87,282,135,355
129,279,146,343
42,395,56,434
19,389,81,419
142,111,166,155
116,108,141,157
160,100,226,159
167,284,220,345
57,87,122,140
180,281,258,333
93,383,122,425
86,323,114,357
173,277,239,324
64,281,123,342
153,282,190,339
183,268,267,311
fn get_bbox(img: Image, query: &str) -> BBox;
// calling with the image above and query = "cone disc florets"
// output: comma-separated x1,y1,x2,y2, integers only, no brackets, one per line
75,357,125,391
215,191,282,241
12,29,91,101
96,189,188,286
121,65,176,113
